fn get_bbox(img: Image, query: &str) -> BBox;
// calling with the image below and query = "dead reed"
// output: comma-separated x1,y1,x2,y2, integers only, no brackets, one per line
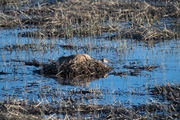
0,83,179,119
1,0,179,40
149,82,180,103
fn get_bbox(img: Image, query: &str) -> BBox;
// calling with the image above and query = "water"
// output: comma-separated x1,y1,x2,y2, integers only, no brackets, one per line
0,27,180,106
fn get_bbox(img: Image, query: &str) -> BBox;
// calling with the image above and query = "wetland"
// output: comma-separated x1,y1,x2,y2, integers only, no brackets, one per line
0,0,180,119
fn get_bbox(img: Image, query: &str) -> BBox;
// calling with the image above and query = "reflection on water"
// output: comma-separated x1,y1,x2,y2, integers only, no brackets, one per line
0,28,180,105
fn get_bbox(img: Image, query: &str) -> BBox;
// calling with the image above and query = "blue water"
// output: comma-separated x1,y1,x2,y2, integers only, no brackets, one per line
0,28,180,106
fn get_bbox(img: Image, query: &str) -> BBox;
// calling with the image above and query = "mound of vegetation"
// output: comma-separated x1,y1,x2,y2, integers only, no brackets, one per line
34,54,112,81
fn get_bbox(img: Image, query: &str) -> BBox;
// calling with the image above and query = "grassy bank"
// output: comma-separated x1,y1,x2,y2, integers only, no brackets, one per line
0,83,179,119
0,0,179,40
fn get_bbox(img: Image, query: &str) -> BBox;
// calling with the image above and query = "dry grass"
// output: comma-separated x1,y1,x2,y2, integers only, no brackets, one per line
149,82,180,103
0,0,179,40
120,25,177,41
0,83,179,120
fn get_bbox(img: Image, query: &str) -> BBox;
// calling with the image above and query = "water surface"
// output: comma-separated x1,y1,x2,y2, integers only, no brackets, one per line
0,27,180,106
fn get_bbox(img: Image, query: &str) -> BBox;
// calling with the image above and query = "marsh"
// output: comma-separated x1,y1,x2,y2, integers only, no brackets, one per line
0,0,180,119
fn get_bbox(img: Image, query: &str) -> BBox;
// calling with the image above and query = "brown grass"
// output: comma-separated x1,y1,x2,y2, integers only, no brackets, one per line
149,82,180,103
0,83,179,119
0,0,179,40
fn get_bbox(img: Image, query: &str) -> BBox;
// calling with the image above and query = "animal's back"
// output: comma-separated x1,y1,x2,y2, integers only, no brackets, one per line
57,54,92,65
74,54,92,63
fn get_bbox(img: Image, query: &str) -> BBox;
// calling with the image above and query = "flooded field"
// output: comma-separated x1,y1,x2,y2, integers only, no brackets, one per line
0,0,180,119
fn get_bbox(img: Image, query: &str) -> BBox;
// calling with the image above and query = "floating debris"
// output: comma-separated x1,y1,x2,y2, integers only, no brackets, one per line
123,64,159,71
25,60,41,67
0,71,10,75
110,72,127,77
